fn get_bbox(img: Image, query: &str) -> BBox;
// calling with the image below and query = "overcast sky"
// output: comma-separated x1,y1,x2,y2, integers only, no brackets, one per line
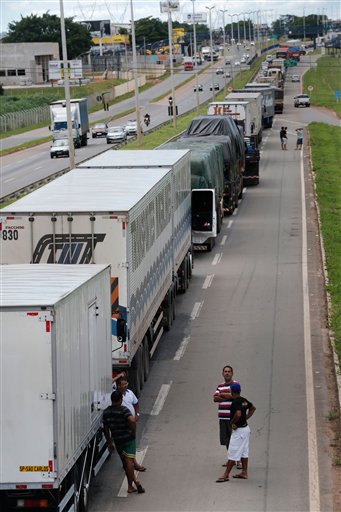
1,0,340,33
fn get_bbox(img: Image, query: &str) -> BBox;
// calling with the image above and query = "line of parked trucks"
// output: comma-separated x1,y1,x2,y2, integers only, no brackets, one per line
0,52,286,511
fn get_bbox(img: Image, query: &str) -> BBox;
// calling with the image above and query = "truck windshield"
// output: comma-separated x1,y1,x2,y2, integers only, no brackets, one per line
54,121,77,130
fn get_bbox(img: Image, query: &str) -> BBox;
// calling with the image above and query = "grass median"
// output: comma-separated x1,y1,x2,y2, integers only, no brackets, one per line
309,122,341,367
304,56,341,117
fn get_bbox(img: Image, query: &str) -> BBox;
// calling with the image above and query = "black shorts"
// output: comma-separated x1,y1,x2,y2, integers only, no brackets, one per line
219,420,232,447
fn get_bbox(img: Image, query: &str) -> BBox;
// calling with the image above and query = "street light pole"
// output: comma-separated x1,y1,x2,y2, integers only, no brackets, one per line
130,0,142,145
205,6,215,98
237,14,241,44
220,8,228,94
167,8,176,128
59,0,75,169
192,0,200,110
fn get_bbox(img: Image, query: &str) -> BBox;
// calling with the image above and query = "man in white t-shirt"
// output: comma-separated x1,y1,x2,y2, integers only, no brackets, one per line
116,376,146,472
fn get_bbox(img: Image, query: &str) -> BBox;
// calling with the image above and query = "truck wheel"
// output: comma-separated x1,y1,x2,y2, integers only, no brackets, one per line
130,348,143,397
79,460,90,512
163,289,173,331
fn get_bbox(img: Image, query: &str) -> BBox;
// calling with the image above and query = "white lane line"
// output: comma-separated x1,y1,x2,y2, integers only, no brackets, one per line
117,447,148,497
301,151,320,511
35,166,42,170
227,220,233,229
190,301,203,320
212,253,222,266
220,235,227,245
202,274,214,289
174,336,191,360
4,177,15,183
150,382,173,416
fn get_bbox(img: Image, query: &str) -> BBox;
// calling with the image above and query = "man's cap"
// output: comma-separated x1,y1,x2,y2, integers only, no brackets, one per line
230,383,241,393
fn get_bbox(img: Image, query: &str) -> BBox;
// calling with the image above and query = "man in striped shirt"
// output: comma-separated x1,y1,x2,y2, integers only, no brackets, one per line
213,365,241,467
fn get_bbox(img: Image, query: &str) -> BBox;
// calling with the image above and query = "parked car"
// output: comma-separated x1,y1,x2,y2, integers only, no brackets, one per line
193,84,204,92
91,122,109,138
125,120,142,136
210,83,220,91
216,68,224,75
294,94,310,107
291,74,300,82
50,139,70,159
106,126,127,144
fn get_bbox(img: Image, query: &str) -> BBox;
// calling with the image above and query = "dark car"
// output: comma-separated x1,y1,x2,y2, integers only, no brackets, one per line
91,123,109,138
210,83,220,91
194,84,204,92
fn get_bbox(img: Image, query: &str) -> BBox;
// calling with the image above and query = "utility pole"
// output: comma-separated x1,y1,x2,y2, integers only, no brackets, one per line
59,0,75,169
220,8,228,95
192,0,200,110
130,0,142,145
206,6,215,98
167,7,176,128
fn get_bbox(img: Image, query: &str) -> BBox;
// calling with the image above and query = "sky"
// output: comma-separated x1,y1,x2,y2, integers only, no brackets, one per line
1,0,340,33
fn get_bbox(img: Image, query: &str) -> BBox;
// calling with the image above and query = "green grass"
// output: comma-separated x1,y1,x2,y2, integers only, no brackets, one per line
304,56,341,117
309,123,341,368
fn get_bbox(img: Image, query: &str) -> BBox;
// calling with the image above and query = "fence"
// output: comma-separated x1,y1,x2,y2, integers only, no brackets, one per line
0,105,50,133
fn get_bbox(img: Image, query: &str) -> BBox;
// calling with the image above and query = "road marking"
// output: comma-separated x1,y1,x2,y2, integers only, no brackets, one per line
232,207,238,216
227,220,233,229
220,235,227,245
35,166,42,170
300,151,320,511
4,177,15,183
190,301,203,320
117,447,148,497
212,253,222,266
202,274,214,289
174,336,191,360
150,382,172,416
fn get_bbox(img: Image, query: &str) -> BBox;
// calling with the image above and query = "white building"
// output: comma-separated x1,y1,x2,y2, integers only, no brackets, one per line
0,42,59,85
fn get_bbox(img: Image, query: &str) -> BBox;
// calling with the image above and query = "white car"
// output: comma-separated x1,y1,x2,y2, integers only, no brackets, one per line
106,126,127,144
50,139,70,159
125,120,143,136
250,41,255,46
225,71,231,78
234,61,241,66
291,74,300,82
216,68,224,75
240,57,246,64
294,94,310,108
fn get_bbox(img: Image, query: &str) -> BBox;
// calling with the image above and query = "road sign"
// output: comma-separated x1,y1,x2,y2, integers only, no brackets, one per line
334,90,340,99
308,85,314,92
227,86,233,92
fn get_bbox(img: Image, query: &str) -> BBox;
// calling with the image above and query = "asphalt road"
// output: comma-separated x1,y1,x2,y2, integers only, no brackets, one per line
85,58,336,512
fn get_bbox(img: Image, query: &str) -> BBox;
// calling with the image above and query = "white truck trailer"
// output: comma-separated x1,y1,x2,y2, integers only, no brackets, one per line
207,100,262,147
0,264,112,511
0,158,192,395
49,98,89,147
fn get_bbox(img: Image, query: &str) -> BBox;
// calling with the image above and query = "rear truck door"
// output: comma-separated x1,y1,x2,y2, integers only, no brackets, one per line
0,309,55,485
191,189,216,244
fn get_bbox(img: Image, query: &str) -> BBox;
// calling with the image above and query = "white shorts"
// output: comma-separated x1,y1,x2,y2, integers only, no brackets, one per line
227,425,250,461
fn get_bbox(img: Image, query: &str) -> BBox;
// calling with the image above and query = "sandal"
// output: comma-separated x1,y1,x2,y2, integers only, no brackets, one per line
216,477,229,483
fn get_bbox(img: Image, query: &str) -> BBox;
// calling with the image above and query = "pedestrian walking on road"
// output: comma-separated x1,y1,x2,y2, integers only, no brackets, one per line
116,376,146,472
213,366,242,468
216,383,256,483
295,128,304,150
280,126,288,150
103,391,145,494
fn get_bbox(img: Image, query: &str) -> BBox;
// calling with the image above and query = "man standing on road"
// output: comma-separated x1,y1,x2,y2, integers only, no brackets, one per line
213,365,241,468
216,383,256,482
103,390,145,494
116,376,146,472
295,128,304,150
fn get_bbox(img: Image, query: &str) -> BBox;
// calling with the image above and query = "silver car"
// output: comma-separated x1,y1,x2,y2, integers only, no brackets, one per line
106,126,127,144
50,139,70,159
125,120,143,136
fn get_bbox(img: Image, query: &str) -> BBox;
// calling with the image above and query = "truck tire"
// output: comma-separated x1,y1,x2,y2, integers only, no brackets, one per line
79,457,90,512
130,347,143,397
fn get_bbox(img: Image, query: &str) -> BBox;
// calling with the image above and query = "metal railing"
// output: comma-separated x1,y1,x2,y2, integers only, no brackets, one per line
0,105,50,133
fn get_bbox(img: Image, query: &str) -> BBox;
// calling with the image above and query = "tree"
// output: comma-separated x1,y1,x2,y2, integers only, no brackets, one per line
3,12,92,59
134,17,168,45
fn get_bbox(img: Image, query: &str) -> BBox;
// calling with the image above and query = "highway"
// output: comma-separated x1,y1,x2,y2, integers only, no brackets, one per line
1,52,338,510
1,46,254,198
85,57,336,511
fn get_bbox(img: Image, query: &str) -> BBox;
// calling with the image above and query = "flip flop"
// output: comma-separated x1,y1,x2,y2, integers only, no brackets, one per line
216,477,229,483
233,474,248,479
136,483,145,494
136,466,147,472
127,489,138,493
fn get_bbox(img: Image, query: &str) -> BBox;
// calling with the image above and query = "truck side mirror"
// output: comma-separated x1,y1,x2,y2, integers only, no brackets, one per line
116,318,127,342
